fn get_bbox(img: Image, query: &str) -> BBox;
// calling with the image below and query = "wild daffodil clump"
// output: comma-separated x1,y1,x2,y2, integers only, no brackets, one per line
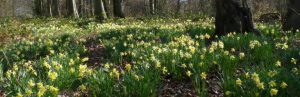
0,18,299,97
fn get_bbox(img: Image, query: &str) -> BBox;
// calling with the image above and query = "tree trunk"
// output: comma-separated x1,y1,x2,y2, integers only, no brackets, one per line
94,0,107,21
154,0,158,15
103,0,111,17
34,0,42,16
72,0,79,18
57,0,62,17
113,0,125,18
149,0,155,15
50,0,59,17
176,0,181,16
66,0,74,16
282,0,300,32
214,0,259,37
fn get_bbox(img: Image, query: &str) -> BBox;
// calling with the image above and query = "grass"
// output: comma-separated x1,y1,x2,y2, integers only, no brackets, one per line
0,17,299,97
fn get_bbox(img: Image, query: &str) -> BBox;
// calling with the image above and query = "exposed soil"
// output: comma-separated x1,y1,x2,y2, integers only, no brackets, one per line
159,78,198,97
207,72,223,97
0,32,9,45
84,37,107,68
0,90,5,97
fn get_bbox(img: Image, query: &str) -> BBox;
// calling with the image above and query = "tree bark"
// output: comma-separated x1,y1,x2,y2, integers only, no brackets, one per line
214,0,259,37
154,0,158,15
102,0,111,17
72,0,79,18
57,0,62,17
50,0,59,17
34,0,42,16
113,0,125,18
66,0,74,16
149,0,155,15
94,0,107,21
176,0,181,16
282,0,300,32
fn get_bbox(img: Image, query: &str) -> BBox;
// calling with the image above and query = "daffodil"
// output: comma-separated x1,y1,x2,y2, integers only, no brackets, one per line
291,58,297,64
186,71,192,77
79,64,88,77
189,46,196,54
25,89,32,96
224,51,229,55
16,92,23,97
218,41,224,49
270,88,278,96
269,80,277,87
125,64,131,71
28,79,35,88
79,85,86,91
48,86,59,94
104,63,110,69
257,82,265,90
182,64,187,68
239,52,245,59
50,50,55,54
282,43,288,49
43,61,51,69
48,71,58,81
13,65,18,71
54,64,62,70
199,35,205,40
134,74,140,81
201,72,207,80
275,60,281,67
205,33,210,39
245,72,250,78
155,61,161,68
189,63,193,68
70,67,75,73
230,55,235,60
81,57,89,62
112,68,120,79
292,68,298,75
280,82,288,89
162,67,168,74
37,82,46,97
249,40,261,49
236,78,242,86
37,82,44,89
252,72,260,83
225,91,231,96
268,70,277,77
69,59,75,66
231,48,236,52
87,69,93,75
